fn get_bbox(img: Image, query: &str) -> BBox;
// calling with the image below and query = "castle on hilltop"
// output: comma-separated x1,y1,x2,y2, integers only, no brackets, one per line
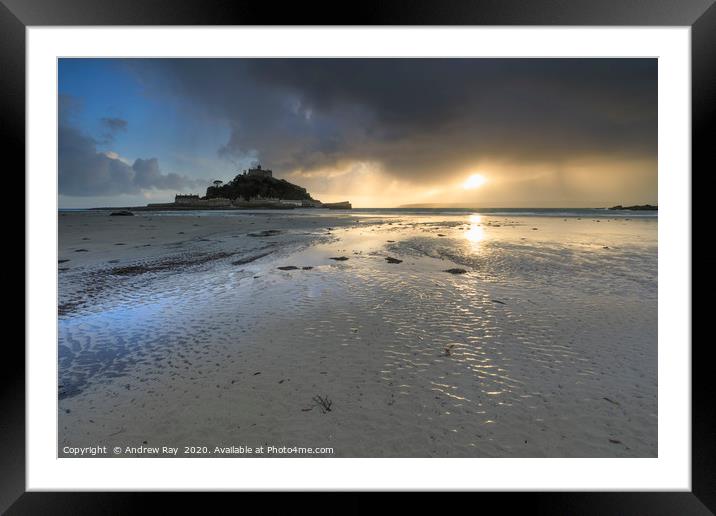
156,163,351,210
246,164,272,178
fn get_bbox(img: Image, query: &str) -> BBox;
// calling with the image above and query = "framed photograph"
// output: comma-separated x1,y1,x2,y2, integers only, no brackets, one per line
7,0,711,511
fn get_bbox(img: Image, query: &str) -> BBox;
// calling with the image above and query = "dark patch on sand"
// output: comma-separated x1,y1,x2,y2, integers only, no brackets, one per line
110,252,233,276
58,300,84,316
248,229,282,237
231,251,273,266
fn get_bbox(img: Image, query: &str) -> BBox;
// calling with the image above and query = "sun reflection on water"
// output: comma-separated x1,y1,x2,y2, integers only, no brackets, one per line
465,214,486,244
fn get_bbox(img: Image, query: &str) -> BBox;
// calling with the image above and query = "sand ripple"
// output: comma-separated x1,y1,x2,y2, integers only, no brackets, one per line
59,214,657,457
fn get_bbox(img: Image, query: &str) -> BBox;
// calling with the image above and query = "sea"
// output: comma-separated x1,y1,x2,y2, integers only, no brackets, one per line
61,207,658,218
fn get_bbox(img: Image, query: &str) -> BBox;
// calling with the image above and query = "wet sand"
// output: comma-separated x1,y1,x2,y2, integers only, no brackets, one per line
58,210,657,457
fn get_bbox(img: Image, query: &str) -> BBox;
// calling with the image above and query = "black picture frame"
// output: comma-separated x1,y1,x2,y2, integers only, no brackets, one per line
5,0,711,512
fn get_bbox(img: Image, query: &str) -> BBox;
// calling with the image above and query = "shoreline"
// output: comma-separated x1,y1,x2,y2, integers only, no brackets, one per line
88,205,333,211
71,205,658,212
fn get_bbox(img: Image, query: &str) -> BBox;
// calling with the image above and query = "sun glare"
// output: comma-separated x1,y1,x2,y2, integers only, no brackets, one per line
463,174,487,189
465,214,485,244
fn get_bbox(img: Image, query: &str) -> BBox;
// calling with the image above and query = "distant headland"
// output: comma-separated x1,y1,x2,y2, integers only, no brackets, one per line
608,204,657,211
140,165,350,210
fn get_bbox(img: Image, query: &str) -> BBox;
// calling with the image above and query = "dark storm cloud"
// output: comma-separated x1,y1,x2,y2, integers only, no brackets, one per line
101,117,128,133
127,58,657,182
132,157,192,190
59,124,134,196
59,95,201,196
98,117,128,145
59,93,82,125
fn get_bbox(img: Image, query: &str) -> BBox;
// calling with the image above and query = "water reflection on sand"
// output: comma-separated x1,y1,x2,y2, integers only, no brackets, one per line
58,213,657,457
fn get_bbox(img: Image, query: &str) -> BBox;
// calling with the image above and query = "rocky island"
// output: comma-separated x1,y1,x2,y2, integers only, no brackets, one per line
608,204,657,211
145,164,351,210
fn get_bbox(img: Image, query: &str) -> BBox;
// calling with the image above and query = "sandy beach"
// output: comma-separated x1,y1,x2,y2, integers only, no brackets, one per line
58,209,657,457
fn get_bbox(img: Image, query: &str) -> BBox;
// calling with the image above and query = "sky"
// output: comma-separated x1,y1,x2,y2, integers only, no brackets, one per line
58,58,657,208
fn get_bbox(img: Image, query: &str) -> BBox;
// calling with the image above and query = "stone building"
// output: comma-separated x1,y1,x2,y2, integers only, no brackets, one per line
174,194,231,207
175,194,200,205
246,164,273,178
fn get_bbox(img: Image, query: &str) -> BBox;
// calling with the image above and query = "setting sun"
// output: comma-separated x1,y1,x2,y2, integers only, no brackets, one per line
463,174,487,189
